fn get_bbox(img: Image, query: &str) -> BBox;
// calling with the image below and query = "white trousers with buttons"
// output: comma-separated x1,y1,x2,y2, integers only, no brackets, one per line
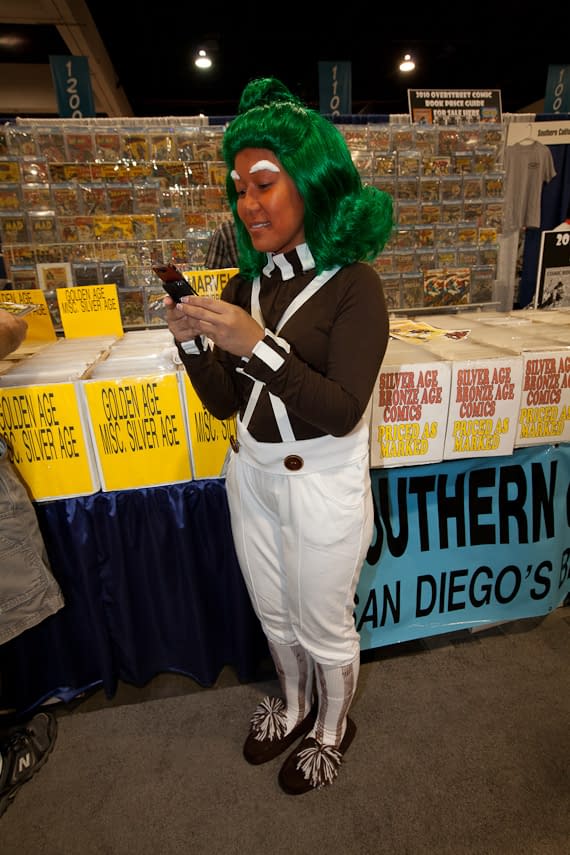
225,422,373,668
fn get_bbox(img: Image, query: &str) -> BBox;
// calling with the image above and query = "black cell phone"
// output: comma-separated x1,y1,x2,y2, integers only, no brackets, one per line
152,263,198,302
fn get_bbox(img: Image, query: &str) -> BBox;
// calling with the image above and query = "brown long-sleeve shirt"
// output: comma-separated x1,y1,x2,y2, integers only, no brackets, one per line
178,246,388,442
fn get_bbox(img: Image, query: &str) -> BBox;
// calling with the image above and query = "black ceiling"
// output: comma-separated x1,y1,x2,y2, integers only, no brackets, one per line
0,11,568,118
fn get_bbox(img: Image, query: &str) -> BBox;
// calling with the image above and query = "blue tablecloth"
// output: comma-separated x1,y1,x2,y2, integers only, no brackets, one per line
0,479,268,715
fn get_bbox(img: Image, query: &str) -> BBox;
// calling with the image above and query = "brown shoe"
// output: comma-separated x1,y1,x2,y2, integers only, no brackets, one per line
278,717,356,794
243,697,317,765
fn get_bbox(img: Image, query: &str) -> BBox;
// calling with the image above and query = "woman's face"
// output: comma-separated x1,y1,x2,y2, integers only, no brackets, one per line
232,148,305,255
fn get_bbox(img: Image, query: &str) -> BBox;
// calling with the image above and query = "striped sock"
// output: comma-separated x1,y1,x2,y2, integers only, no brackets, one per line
312,655,359,746
268,640,314,733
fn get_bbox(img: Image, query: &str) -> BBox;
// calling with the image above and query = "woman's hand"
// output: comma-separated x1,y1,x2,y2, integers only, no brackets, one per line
165,295,264,358
164,295,203,345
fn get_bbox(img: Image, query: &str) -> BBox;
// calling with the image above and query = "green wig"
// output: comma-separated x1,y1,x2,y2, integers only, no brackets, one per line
222,77,394,278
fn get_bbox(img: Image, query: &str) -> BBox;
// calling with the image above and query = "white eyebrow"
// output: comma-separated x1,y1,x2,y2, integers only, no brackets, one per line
230,169,240,180
250,160,280,174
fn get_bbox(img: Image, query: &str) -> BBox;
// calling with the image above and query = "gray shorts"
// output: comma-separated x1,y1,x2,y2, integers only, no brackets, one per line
0,439,64,645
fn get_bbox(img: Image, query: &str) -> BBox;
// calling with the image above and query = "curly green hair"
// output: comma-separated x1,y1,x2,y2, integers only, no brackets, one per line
222,77,394,278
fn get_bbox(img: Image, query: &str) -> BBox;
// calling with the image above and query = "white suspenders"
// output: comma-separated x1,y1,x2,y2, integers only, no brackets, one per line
240,267,340,441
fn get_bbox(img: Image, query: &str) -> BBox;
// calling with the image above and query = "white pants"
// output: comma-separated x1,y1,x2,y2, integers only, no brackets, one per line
225,425,373,667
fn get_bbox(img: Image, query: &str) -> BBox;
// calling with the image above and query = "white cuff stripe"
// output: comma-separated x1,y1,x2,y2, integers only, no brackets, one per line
180,335,210,354
181,339,200,355
252,339,285,370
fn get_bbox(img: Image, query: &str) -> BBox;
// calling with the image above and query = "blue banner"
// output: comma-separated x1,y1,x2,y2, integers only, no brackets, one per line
49,55,95,118
318,61,351,116
356,444,570,650
544,64,570,114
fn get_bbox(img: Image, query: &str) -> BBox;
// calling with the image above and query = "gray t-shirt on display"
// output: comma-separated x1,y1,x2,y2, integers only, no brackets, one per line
503,141,556,234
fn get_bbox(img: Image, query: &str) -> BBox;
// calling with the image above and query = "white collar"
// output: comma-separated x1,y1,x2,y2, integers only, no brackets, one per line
262,243,315,281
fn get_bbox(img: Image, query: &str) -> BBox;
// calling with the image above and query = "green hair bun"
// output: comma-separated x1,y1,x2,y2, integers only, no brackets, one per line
237,77,303,113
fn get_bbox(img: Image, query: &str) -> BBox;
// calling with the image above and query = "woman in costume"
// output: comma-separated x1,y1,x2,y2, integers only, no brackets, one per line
165,77,393,794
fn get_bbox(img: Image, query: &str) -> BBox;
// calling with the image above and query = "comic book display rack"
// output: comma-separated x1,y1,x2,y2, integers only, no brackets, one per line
0,118,505,329
339,122,505,309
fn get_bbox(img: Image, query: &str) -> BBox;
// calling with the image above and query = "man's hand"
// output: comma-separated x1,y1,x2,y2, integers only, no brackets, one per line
0,308,28,359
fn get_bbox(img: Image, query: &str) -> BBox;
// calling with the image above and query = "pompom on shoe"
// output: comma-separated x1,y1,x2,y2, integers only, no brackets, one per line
278,717,356,794
243,696,317,765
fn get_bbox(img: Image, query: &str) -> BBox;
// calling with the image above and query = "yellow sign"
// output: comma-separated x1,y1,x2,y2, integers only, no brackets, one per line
57,284,124,338
0,382,99,500
182,375,236,478
0,290,56,341
82,373,193,491
181,268,238,299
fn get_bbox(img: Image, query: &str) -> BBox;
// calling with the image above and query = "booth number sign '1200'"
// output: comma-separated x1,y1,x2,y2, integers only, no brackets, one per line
49,56,96,119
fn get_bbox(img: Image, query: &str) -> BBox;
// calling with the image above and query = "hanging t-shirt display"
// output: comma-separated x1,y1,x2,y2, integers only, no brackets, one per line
503,140,556,233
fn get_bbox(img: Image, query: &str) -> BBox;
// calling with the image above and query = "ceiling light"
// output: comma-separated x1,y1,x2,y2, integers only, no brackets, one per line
0,34,26,50
195,49,212,70
399,54,415,73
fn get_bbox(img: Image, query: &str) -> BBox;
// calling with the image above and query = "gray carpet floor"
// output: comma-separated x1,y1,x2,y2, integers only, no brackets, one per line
1,607,569,855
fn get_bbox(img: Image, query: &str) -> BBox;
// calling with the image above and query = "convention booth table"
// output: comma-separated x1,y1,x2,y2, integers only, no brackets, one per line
1,444,569,716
